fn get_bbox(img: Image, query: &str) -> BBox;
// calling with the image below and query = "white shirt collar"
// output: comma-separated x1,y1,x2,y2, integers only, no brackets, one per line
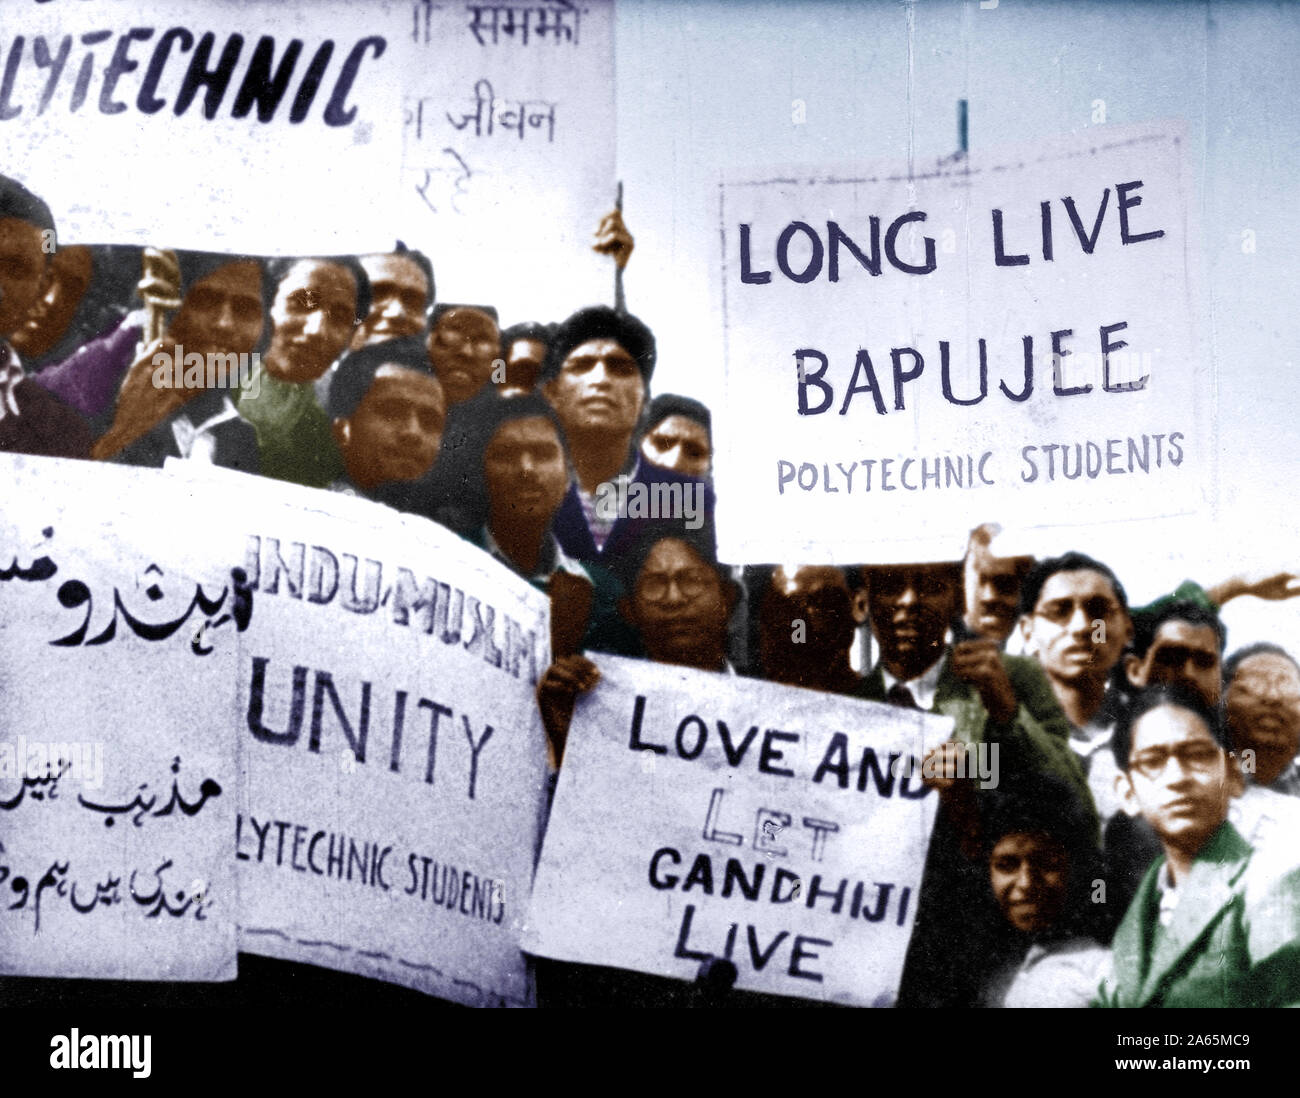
879,652,945,711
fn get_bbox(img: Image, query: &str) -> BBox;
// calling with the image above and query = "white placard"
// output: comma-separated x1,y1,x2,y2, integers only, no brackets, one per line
523,655,953,1006
0,455,241,981
400,0,616,320
715,122,1208,563
5,0,411,254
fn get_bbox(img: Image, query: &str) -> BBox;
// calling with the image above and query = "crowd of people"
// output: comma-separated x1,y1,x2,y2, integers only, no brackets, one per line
4,171,1300,1008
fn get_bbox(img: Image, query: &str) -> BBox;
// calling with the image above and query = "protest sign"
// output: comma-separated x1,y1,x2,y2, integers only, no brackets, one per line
209,468,552,1007
3,0,411,254
714,121,1209,563
401,0,616,319
0,455,242,981
523,655,953,1006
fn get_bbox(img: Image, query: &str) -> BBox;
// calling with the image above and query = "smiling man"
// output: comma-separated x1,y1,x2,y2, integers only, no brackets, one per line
1097,685,1300,1008
349,247,433,350
94,253,266,470
858,559,1092,1007
237,255,368,487
427,303,500,408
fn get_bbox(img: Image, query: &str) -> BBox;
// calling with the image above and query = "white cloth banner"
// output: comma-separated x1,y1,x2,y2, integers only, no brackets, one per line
523,655,952,1006
5,0,411,254
0,455,241,981
714,122,1209,563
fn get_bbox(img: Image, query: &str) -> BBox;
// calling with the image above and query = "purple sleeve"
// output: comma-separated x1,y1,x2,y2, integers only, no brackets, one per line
32,318,142,420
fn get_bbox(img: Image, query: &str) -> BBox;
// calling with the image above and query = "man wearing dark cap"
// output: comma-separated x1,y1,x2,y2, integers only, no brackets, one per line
0,173,94,459
638,393,712,479
326,336,447,509
541,305,712,564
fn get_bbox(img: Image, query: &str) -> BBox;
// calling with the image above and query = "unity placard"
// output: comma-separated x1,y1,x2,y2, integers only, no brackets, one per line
523,656,953,1006
714,122,1209,563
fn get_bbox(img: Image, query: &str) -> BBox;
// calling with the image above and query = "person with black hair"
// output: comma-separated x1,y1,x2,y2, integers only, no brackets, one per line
857,558,1090,1007
349,246,434,350
536,521,736,769
974,778,1109,1007
92,252,267,470
426,303,500,408
498,321,551,396
326,336,447,509
751,564,868,696
638,393,712,479
440,392,634,660
9,244,94,366
1123,599,1225,710
0,173,94,459
1225,643,1300,796
541,305,713,563
236,255,369,488
1096,685,1300,1007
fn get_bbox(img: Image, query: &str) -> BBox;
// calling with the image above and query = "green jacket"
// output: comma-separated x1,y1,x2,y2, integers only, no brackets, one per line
236,367,343,489
1096,821,1300,1008
859,652,1096,827
865,651,1097,1006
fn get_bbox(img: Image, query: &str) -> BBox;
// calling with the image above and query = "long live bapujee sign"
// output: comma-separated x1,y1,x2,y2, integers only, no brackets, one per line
714,121,1209,563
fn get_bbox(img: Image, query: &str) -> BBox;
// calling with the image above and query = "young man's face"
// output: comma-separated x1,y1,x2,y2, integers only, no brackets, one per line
0,217,50,338
428,307,499,406
964,554,1031,644
266,259,358,383
544,337,645,439
335,365,446,491
1020,569,1131,686
9,243,91,359
640,413,711,479
503,337,546,393
989,831,1070,934
483,415,569,528
866,563,960,681
1126,619,1222,708
1226,652,1300,787
1119,704,1231,858
352,254,428,349
758,565,865,684
169,260,265,359
629,538,732,669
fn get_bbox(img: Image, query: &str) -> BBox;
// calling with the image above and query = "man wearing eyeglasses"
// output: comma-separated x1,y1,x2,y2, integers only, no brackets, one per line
537,526,736,768
1096,685,1300,1008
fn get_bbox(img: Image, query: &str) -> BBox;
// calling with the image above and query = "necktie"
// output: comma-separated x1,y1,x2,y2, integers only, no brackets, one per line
887,683,920,709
